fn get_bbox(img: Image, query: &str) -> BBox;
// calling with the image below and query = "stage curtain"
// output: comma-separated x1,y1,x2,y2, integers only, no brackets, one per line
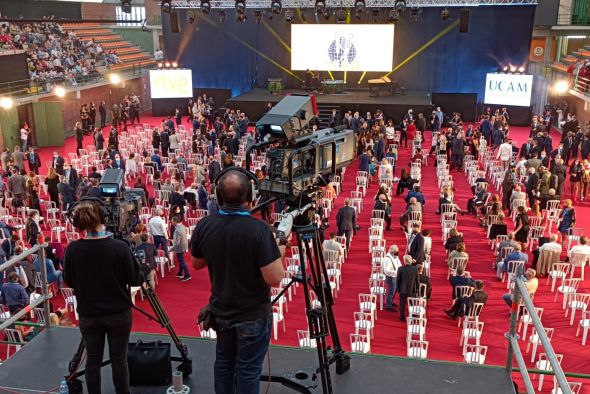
32,102,65,148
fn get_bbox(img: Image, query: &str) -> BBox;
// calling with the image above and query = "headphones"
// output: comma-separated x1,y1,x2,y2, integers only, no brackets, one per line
213,167,258,207
66,196,109,229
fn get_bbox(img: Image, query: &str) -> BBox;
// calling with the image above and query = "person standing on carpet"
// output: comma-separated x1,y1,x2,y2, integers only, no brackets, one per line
191,169,284,394
336,198,357,250
383,245,401,311
396,255,418,322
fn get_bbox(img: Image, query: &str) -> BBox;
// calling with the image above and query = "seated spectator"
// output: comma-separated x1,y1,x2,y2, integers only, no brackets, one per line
405,184,425,206
322,232,345,262
502,269,538,307
0,272,29,314
467,184,488,215
448,242,468,267
437,191,465,215
495,232,519,264
395,168,414,196
422,229,432,256
445,280,488,320
373,186,392,230
399,197,421,232
445,228,464,252
449,266,474,299
34,253,64,290
569,235,590,257
497,243,528,280
487,213,508,241
135,233,158,289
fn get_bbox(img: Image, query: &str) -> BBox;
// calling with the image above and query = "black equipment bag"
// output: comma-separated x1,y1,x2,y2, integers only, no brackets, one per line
127,340,172,386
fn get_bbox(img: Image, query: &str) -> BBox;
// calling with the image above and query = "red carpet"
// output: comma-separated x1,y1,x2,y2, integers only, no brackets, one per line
28,116,590,391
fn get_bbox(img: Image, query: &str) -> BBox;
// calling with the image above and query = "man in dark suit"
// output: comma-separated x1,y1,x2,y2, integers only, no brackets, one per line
407,223,425,264
208,157,221,183
480,116,492,141
52,152,65,175
63,163,80,196
336,198,356,250
57,176,75,211
396,255,418,321
519,139,532,160
445,280,488,320
449,266,475,300
552,158,567,197
563,131,576,164
99,100,107,128
26,147,41,175
328,109,339,128
525,167,539,206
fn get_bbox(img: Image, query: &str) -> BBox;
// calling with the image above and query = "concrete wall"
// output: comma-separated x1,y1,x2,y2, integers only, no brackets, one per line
81,2,117,20
112,28,155,54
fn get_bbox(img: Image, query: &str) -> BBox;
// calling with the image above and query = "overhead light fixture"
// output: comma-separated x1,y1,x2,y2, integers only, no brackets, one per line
336,8,346,22
518,66,526,73
553,80,570,95
157,62,163,68
395,0,406,13
172,61,178,68
54,86,66,98
165,61,171,68
109,74,121,84
187,10,196,24
271,0,282,14
218,10,227,23
285,10,294,21
510,66,516,73
201,0,211,14
121,0,132,14
0,97,13,110
315,0,326,15
441,8,450,21
354,0,365,19
502,66,508,72
410,7,420,22
388,9,399,23
235,0,246,15
372,9,380,22
161,0,172,14
254,9,263,22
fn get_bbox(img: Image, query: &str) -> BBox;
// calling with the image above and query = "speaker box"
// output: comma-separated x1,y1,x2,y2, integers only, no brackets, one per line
170,11,180,33
459,9,469,33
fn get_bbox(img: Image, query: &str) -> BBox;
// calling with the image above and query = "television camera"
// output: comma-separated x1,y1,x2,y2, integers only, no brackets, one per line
249,95,356,208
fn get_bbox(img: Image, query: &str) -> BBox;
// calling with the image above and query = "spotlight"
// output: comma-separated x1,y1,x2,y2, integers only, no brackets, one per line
109,74,121,84
518,66,526,73
218,10,227,23
121,0,132,14
271,0,282,14
235,0,246,15
510,66,516,73
372,9,380,22
165,61,171,68
502,66,508,72
0,97,13,110
388,9,399,23
285,10,294,21
201,0,211,14
254,10,263,23
158,62,163,68
354,0,365,19
441,8,450,21
54,86,66,98
187,10,196,24
410,7,420,22
395,0,406,13
161,0,172,14
553,80,570,95
315,0,326,15
336,8,346,22
172,61,178,68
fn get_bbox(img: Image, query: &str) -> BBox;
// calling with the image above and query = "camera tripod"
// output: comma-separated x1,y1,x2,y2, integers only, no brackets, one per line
261,222,350,394
65,279,193,393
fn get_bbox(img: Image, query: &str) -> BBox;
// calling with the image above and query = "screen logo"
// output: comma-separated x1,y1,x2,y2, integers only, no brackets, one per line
484,73,533,107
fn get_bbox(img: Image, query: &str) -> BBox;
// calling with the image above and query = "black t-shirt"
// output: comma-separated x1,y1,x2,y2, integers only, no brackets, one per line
191,213,281,321
64,237,140,318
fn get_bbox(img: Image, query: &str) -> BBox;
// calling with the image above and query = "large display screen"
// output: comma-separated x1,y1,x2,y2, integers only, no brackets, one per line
484,73,533,107
149,69,193,99
291,24,394,72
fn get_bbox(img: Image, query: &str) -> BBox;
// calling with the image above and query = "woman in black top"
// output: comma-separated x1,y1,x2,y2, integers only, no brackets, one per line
513,205,530,244
44,167,60,207
570,159,583,202
64,201,141,394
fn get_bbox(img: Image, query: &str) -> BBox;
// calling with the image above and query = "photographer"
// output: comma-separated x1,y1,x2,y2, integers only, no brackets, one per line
191,169,285,394
64,200,142,394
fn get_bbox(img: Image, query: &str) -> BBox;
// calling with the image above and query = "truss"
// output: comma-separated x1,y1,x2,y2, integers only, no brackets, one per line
170,0,537,9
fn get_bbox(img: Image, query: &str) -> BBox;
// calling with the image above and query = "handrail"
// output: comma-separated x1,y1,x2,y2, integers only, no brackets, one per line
0,243,51,331
505,268,571,394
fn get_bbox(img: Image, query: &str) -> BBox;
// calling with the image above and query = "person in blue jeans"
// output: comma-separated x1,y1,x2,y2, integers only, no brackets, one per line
383,245,401,310
171,216,191,281
190,169,285,393
34,252,64,290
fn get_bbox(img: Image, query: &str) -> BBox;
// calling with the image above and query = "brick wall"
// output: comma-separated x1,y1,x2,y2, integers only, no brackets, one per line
81,3,117,20
145,0,162,25
39,75,152,135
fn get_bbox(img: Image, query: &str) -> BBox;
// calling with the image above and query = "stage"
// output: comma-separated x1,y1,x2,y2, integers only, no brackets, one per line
227,88,434,121
0,327,516,393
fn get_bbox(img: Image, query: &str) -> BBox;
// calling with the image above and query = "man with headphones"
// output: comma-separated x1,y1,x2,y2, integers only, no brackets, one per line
191,167,285,394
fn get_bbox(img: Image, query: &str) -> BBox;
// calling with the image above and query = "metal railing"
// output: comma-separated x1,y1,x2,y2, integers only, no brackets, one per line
0,244,51,332
505,269,571,394
572,75,590,96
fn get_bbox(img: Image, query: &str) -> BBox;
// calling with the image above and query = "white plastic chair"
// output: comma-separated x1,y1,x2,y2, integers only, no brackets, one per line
535,352,563,391
60,287,78,320
198,323,217,339
350,333,370,354
550,379,583,394
354,311,374,339
407,339,428,359
458,302,484,327
4,328,25,359
569,252,589,280
406,317,427,341
272,304,286,341
297,330,317,348
554,278,582,309
463,344,488,365
407,297,426,318
576,310,590,346
526,327,554,363
369,278,386,311
518,307,543,343
565,293,590,326
547,262,571,293
460,320,484,354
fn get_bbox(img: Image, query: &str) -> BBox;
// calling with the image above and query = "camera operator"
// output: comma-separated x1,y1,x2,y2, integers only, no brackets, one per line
190,169,285,394
64,200,142,394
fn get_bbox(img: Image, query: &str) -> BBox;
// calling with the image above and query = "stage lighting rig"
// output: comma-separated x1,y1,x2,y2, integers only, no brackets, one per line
271,0,282,14
254,9,263,22
121,0,132,14
336,8,346,22
172,61,178,68
388,9,399,23
518,66,525,73
285,9,294,21
441,7,450,21
157,62,163,68
186,10,196,23
218,10,227,22
410,7,420,22
354,0,365,19
165,61,171,68
395,0,406,13
235,0,246,18
201,0,211,14
315,0,326,15
161,0,172,14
